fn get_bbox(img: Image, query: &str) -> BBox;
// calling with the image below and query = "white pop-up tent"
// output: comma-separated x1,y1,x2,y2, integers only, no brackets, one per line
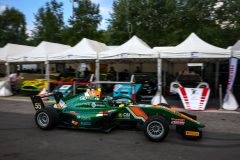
99,35,164,104
14,41,71,62
232,40,240,51
99,35,158,59
232,40,240,58
156,33,230,59
49,38,108,60
0,43,34,62
49,38,109,80
11,41,71,82
154,33,231,105
0,43,35,75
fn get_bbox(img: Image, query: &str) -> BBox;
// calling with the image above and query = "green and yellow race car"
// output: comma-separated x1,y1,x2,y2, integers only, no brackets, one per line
31,91,205,142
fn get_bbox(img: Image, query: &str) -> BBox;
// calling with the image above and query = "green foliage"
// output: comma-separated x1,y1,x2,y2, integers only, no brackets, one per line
0,7,27,47
214,0,240,47
107,0,240,48
1,0,240,49
63,0,102,45
32,0,64,45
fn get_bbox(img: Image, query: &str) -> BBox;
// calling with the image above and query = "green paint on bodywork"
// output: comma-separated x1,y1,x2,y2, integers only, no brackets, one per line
51,94,205,129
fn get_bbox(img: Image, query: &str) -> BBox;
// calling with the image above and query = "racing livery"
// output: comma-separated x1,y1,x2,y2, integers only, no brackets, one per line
31,92,205,142
21,73,75,92
170,73,209,94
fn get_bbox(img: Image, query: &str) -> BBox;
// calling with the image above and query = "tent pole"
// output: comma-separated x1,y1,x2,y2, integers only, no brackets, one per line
5,62,10,76
45,60,50,91
157,58,162,104
163,62,166,94
215,62,219,96
95,59,100,81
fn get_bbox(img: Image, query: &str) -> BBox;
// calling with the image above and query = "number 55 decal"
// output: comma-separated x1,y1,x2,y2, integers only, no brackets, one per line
34,103,42,110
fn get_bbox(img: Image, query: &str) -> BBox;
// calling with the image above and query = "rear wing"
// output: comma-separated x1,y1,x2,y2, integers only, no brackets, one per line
30,92,63,111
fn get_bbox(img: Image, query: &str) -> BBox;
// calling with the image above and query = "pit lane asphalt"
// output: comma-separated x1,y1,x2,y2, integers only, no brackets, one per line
0,99,240,160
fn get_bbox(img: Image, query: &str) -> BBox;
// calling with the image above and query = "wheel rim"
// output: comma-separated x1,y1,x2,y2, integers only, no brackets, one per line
37,112,49,127
147,121,164,139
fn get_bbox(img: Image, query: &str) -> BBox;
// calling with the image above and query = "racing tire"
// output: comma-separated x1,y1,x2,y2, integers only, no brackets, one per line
144,115,169,142
35,107,59,130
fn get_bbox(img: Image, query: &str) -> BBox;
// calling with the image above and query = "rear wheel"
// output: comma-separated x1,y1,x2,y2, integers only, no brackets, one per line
144,116,169,142
35,108,59,130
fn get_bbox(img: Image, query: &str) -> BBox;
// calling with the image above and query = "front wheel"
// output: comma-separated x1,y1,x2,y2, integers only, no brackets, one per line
35,108,59,130
144,116,169,142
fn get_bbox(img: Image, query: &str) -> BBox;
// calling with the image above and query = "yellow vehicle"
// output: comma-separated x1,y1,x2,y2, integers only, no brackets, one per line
20,73,75,92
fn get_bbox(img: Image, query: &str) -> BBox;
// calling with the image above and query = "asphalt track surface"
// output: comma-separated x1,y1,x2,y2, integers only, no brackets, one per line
0,99,240,160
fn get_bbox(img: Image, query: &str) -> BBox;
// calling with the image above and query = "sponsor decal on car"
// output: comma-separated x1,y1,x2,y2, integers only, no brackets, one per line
118,113,123,118
185,131,200,137
113,85,121,91
91,102,96,108
72,120,78,126
80,117,91,120
80,122,91,126
69,111,78,115
171,118,185,125
118,113,130,119
77,102,106,108
53,100,67,109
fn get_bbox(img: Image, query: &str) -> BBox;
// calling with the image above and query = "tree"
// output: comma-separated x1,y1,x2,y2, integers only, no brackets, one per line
63,0,102,45
0,7,27,47
214,0,240,47
107,0,237,48
108,0,183,46
32,0,64,44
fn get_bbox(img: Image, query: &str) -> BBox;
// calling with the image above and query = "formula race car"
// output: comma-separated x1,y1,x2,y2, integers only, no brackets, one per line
31,91,205,142
170,73,209,94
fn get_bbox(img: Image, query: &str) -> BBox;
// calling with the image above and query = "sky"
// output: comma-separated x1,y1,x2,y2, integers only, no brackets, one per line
0,0,114,35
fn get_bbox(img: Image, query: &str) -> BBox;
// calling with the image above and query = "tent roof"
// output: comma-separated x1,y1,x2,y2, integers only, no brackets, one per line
232,40,240,51
153,46,175,52
49,38,108,61
8,41,71,62
0,43,34,62
99,35,158,59
232,40,240,58
159,33,230,58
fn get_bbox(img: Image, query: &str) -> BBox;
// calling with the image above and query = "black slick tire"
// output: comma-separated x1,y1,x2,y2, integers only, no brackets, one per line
35,107,59,130
144,115,169,142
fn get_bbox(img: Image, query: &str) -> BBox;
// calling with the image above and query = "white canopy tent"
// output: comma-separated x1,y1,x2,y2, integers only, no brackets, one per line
0,43,35,75
232,40,240,51
99,35,158,59
49,38,108,60
0,43,34,62
154,33,231,103
232,40,240,58
13,41,71,62
99,35,162,102
49,38,109,80
10,41,71,82
156,33,230,59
